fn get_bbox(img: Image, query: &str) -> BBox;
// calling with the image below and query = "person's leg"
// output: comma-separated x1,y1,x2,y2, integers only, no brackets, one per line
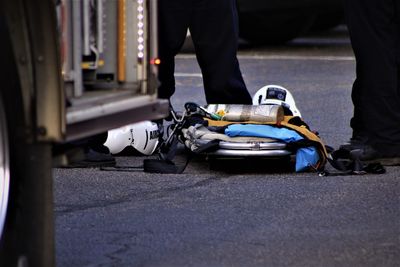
396,0,400,97
158,0,192,99
189,0,252,104
344,0,400,156
349,77,368,143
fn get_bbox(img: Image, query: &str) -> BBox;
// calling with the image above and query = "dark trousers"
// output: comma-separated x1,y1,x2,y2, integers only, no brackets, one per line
157,0,252,104
344,0,400,155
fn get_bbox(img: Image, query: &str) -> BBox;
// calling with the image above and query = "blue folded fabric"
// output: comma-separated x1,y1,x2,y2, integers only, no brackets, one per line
296,147,319,172
225,124,303,141
225,124,319,172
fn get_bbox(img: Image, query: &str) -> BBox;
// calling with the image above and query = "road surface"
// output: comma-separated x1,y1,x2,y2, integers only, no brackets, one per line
54,26,400,267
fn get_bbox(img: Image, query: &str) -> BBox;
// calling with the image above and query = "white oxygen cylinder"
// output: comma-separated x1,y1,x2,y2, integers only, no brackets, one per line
205,104,284,123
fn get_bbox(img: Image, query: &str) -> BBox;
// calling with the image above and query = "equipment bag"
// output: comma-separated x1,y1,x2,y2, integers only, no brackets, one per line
144,102,386,176
144,102,328,174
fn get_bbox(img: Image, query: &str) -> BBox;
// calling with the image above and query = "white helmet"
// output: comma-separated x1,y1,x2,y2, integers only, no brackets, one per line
104,121,160,155
252,85,301,117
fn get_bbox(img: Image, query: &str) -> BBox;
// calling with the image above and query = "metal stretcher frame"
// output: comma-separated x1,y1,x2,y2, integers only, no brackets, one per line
191,137,293,157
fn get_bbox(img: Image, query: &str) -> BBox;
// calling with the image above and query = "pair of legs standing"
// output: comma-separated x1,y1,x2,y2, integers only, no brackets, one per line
345,0,400,157
157,0,252,104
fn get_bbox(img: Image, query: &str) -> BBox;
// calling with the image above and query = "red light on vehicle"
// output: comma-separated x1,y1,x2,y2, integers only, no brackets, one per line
150,58,161,65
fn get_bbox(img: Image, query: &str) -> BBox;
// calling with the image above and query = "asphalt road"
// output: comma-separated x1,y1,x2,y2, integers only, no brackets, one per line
54,26,400,267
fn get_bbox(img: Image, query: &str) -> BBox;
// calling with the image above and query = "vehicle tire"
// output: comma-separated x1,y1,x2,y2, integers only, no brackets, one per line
238,12,317,45
0,93,55,267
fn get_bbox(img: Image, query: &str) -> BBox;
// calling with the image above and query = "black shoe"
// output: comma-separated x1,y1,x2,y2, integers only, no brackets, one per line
357,145,400,166
340,134,369,150
61,148,116,168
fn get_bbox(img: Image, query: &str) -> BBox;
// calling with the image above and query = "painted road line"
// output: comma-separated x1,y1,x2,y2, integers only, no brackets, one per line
176,54,355,61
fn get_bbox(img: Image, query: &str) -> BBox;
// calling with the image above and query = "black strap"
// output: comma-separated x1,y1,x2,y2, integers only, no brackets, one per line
100,165,144,172
143,158,188,174
192,139,220,153
323,148,386,176
143,138,220,174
